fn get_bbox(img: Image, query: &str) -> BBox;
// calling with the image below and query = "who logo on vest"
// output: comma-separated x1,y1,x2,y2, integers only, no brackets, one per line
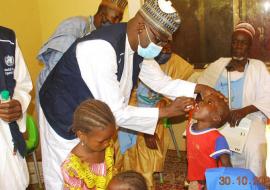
4,55,15,67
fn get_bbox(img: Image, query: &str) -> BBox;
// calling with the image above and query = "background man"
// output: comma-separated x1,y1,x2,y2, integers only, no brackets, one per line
198,22,270,176
37,0,128,91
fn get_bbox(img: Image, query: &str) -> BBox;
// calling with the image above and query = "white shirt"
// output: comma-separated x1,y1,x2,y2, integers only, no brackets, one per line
76,36,196,134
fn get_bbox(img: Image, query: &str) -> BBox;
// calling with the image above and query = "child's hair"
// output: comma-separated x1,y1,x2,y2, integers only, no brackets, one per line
111,170,147,190
215,98,230,127
72,99,115,133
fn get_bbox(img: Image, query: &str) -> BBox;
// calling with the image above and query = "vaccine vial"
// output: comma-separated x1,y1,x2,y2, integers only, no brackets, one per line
0,90,10,103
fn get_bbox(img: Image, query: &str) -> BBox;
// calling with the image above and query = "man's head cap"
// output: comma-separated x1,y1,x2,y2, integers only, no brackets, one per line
101,0,128,13
234,22,256,40
139,0,181,39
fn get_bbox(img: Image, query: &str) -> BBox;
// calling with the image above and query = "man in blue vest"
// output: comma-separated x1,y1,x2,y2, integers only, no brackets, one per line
37,0,128,91
0,26,33,190
39,0,224,189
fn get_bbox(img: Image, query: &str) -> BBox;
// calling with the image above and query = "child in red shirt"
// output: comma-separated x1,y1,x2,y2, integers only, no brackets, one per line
186,94,232,190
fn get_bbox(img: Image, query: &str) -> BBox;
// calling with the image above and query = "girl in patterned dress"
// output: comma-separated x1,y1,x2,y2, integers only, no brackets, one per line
61,99,116,190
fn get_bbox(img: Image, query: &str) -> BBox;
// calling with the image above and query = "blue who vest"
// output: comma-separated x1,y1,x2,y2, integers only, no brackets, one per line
0,26,16,95
40,23,143,140
0,26,27,157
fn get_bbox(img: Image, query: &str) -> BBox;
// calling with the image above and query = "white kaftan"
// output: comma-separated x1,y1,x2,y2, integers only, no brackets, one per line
0,40,32,189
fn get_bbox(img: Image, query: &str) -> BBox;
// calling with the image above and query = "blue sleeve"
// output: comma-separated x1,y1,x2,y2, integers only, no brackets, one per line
210,136,231,159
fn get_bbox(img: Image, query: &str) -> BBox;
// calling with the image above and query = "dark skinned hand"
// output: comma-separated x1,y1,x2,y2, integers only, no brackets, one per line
0,99,22,122
159,97,195,118
229,108,248,127
144,133,159,150
229,105,259,127
195,84,228,102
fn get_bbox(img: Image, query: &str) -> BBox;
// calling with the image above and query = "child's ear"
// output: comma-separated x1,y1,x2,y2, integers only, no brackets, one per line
77,130,85,142
212,114,221,123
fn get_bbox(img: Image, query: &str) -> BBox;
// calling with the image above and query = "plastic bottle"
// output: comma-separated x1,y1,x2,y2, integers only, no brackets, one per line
0,90,10,103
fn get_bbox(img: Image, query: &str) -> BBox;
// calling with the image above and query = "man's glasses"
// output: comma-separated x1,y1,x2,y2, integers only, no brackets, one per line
148,26,169,46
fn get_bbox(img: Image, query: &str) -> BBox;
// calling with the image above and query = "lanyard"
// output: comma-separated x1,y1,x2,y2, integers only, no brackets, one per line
226,59,249,109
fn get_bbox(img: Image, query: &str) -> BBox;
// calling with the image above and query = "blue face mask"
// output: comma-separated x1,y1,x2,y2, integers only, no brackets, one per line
137,26,163,59
101,20,112,27
155,52,172,64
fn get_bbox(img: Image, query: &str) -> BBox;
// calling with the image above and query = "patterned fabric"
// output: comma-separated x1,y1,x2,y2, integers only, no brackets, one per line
101,0,128,13
61,145,115,190
139,0,181,38
234,22,255,39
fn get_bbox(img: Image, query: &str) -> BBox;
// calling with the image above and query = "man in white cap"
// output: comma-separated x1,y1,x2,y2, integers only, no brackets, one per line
39,0,224,189
198,22,270,176
37,0,128,92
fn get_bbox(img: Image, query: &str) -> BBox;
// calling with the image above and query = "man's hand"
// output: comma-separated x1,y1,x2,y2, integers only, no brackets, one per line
195,84,227,102
229,109,247,127
0,100,22,122
156,99,167,109
144,133,159,149
229,105,258,127
159,97,195,118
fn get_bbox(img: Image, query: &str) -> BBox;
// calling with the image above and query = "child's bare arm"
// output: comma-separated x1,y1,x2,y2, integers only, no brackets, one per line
219,154,232,167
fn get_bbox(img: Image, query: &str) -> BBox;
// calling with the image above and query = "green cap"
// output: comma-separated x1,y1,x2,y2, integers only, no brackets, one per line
1,90,10,101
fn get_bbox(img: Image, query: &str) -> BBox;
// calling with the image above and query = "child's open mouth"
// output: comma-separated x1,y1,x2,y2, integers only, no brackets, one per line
193,103,200,112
